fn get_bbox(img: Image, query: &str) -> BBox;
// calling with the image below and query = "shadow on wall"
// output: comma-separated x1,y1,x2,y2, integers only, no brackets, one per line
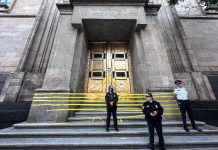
190,101,218,127
0,101,31,129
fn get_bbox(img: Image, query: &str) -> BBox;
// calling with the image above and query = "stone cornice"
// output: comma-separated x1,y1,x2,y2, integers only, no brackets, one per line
179,16,218,20
0,14,37,18
69,0,149,5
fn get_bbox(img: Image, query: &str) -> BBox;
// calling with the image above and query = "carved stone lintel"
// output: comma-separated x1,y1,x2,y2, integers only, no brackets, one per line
36,88,71,92
69,0,149,5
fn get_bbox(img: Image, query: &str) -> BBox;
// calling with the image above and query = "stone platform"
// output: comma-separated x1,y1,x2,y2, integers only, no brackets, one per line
0,92,218,149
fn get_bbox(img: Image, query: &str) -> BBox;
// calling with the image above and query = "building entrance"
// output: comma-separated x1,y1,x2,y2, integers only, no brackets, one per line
85,42,133,93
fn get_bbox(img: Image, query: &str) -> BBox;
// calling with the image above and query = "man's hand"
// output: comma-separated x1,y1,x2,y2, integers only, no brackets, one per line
110,102,113,106
153,111,158,116
150,113,155,117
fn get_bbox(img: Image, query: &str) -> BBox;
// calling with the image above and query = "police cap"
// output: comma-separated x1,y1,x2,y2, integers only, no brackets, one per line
175,80,182,85
146,92,153,97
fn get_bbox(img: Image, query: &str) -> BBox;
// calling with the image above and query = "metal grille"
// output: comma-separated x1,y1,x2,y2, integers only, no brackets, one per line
208,75,218,100
0,74,8,94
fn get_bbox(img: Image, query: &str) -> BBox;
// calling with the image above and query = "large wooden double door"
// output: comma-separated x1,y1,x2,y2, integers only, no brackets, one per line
85,42,133,93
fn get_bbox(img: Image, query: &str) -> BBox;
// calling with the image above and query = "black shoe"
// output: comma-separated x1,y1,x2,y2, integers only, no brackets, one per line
147,143,155,150
160,145,166,150
184,126,189,132
193,126,202,132
115,128,119,132
159,144,166,150
106,128,109,132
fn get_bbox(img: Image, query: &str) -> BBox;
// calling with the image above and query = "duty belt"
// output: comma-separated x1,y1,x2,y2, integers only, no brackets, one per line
177,99,189,102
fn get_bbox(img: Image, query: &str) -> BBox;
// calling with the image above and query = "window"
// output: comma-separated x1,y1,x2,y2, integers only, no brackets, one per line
115,54,125,59
197,0,218,14
92,52,104,59
204,5,218,14
0,74,8,94
92,72,103,77
115,72,126,77
93,53,103,59
113,53,127,59
0,0,14,12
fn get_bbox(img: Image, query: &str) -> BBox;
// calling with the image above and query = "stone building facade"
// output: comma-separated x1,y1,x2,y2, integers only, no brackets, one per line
0,0,217,121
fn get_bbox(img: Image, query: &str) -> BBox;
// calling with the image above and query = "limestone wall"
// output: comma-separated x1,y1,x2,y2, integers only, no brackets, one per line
0,18,35,73
0,0,44,102
0,0,44,73
181,19,218,72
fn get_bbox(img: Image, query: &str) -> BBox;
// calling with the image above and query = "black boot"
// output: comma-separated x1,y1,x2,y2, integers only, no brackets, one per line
193,126,202,132
147,143,155,150
184,126,189,132
160,144,166,150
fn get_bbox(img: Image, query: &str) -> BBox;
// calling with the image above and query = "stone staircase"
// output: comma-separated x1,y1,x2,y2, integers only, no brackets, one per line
0,92,218,149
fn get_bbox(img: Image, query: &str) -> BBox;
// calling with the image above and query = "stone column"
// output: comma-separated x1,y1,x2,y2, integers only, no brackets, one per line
130,31,148,93
139,16,175,91
28,15,79,122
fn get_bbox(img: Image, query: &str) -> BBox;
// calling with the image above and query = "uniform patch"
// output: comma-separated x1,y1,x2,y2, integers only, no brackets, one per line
146,105,150,108
155,105,158,108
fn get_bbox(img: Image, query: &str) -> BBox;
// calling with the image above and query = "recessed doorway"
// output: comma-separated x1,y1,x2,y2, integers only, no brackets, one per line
85,42,133,93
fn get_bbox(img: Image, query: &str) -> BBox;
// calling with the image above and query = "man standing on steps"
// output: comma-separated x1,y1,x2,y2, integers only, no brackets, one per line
105,85,119,132
174,80,202,132
142,93,165,150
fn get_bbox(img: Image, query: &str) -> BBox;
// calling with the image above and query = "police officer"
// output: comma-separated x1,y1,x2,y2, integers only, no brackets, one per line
105,85,119,132
142,93,165,150
174,80,202,132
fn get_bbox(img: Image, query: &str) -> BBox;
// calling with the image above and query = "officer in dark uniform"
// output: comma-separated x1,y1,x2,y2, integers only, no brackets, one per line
142,93,165,150
174,80,202,132
105,85,119,132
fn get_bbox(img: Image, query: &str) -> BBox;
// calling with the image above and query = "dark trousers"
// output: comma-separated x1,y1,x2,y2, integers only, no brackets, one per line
147,119,164,145
106,106,118,129
178,100,196,128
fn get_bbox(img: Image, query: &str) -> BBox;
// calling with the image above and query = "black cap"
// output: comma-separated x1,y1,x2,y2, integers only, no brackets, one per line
175,80,182,85
146,92,153,97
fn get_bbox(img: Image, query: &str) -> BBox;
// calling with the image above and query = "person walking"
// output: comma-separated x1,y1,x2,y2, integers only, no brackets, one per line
174,80,202,132
105,85,119,132
142,93,165,150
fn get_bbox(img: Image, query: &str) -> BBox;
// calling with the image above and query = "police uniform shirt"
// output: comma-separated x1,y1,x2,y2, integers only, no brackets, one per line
174,87,188,100
142,101,163,120
105,92,118,107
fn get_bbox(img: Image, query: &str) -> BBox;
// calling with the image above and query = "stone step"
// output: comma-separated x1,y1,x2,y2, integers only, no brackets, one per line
1,128,218,138
75,108,179,113
74,108,179,117
33,92,175,98
75,111,143,115
73,102,178,106
32,97,176,102
67,114,180,122
68,109,179,116
169,148,218,150
78,103,178,109
13,121,206,129
32,100,175,103
74,110,180,117
0,135,218,149
72,112,180,120
62,100,178,105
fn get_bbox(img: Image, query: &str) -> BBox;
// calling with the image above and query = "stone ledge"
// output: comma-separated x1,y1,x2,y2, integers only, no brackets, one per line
148,87,174,92
35,88,71,92
69,0,149,5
